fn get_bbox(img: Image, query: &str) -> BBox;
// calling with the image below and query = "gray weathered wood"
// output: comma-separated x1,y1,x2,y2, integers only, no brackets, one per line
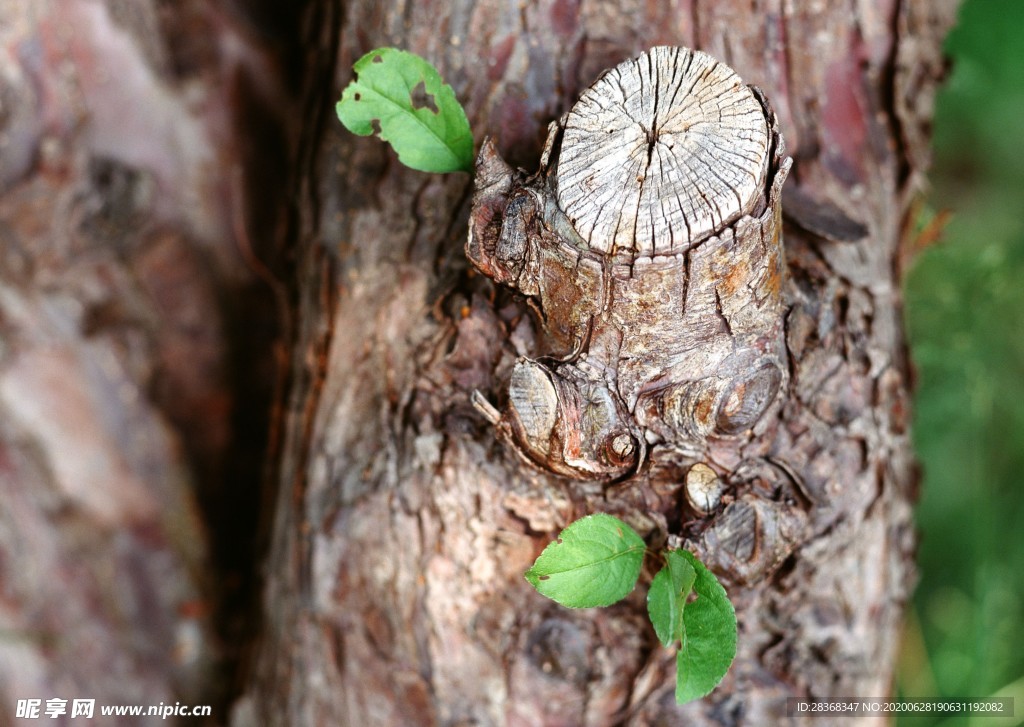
556,46,770,256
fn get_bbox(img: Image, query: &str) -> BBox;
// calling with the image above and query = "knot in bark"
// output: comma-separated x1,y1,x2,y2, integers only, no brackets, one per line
468,46,792,480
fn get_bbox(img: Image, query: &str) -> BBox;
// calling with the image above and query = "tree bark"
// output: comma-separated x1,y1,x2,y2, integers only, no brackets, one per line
0,0,958,725
0,0,297,717
237,0,957,725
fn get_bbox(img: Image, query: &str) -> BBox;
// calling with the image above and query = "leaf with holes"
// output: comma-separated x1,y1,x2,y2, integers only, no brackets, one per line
336,48,474,173
525,514,646,608
672,549,737,704
647,549,697,648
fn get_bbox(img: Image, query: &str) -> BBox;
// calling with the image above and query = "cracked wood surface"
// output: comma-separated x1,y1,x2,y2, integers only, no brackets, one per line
556,47,770,256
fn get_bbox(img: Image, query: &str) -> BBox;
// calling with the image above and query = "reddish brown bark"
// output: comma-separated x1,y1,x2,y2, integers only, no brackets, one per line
0,0,957,725
236,0,956,725
0,0,295,716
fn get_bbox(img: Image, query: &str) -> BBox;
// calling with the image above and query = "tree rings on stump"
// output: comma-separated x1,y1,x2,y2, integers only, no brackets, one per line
554,46,770,257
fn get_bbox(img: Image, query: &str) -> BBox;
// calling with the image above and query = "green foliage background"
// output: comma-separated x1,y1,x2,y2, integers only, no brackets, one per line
899,0,1024,723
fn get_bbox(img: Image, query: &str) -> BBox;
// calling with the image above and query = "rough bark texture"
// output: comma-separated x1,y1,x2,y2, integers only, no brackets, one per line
0,0,297,717
236,0,957,725
0,0,958,725
466,49,790,482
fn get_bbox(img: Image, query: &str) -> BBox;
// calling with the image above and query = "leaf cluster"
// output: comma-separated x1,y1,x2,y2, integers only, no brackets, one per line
525,513,737,704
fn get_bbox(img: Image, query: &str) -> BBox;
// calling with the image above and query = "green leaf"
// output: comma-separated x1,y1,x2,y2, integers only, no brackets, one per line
525,514,646,609
672,550,737,705
647,550,697,648
336,48,474,174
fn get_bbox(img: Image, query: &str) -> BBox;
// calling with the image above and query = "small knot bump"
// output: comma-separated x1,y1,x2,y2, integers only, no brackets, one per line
685,463,724,514
604,432,637,466
507,361,559,453
715,364,782,435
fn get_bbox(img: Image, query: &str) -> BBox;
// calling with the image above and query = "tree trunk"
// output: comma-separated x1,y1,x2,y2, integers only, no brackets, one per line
0,0,299,717
237,0,957,725
0,0,957,725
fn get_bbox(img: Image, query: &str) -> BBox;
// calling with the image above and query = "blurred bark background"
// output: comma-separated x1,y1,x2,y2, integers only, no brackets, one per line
0,0,956,724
